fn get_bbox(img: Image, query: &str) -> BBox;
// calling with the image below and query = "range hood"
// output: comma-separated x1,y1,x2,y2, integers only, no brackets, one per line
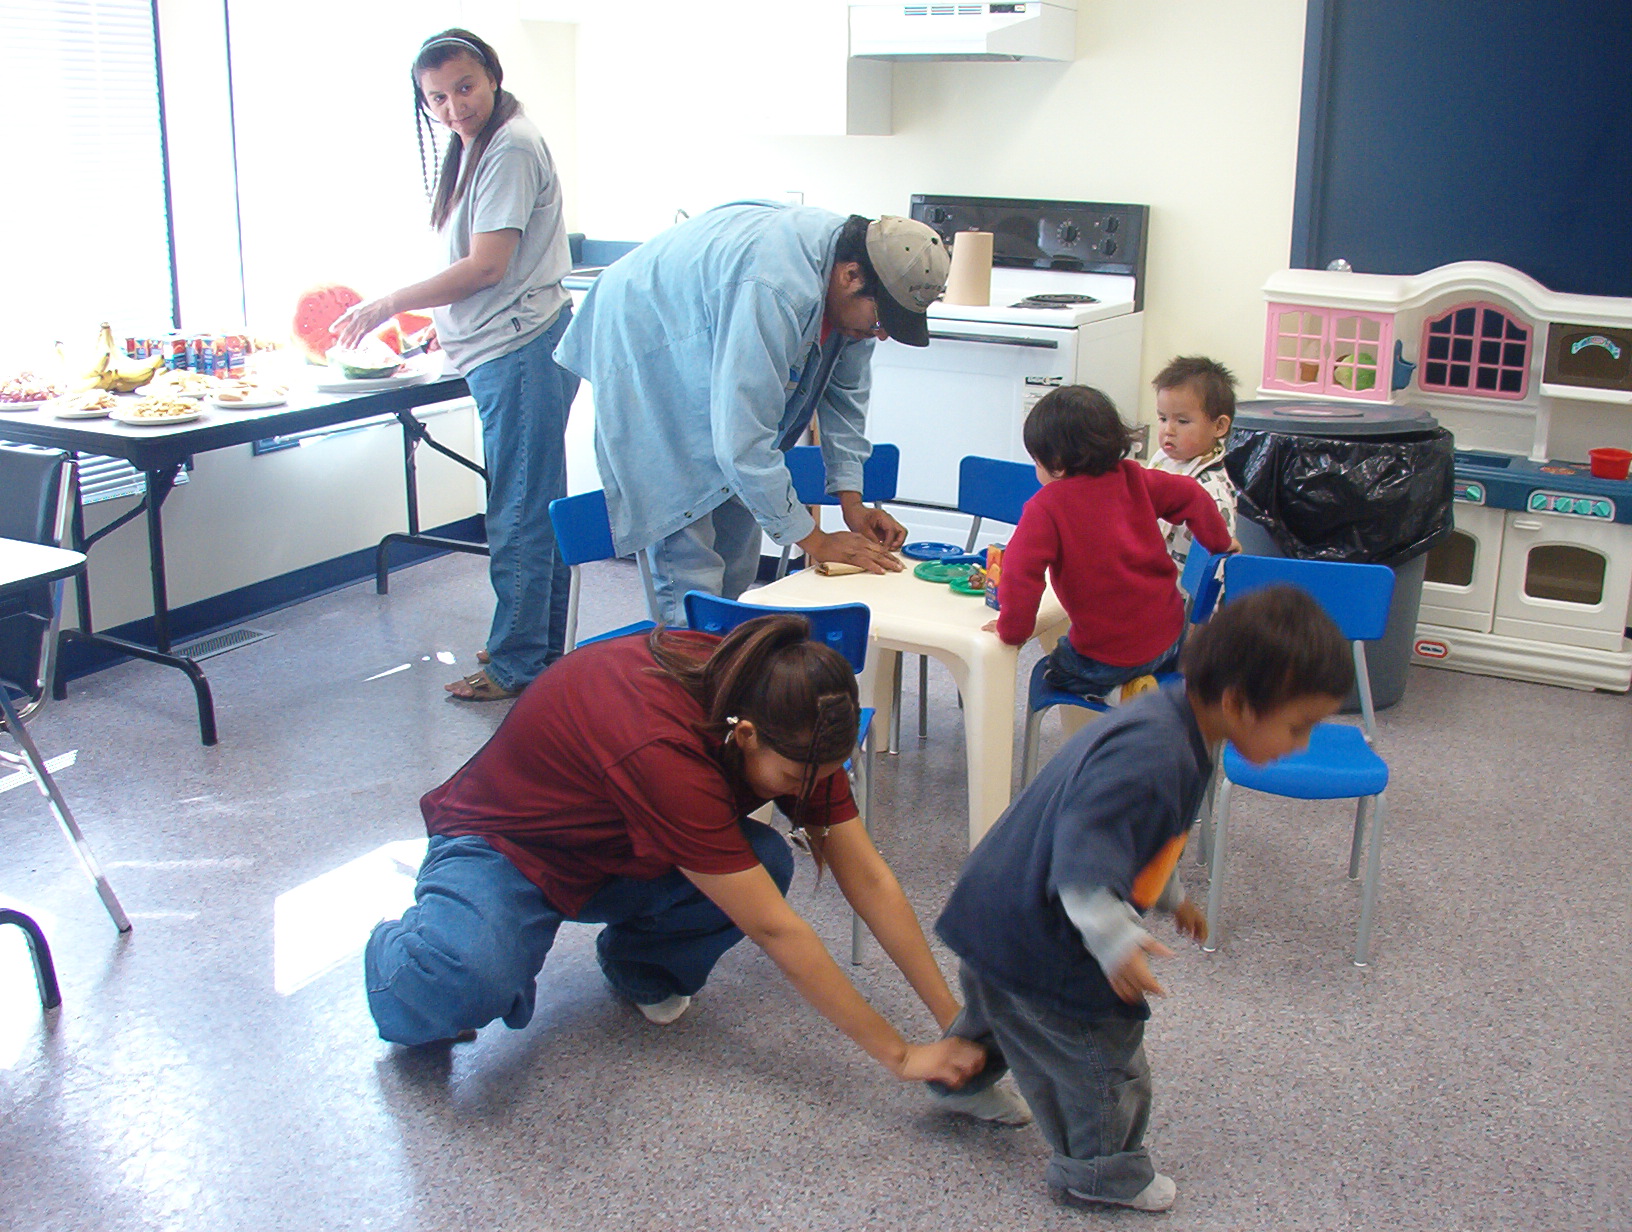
849,1,1077,62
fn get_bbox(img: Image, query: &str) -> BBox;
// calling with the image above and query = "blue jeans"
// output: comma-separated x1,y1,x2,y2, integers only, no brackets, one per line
1044,628,1184,701
647,495,764,628
948,964,1156,1200
364,824,794,1045
462,308,580,691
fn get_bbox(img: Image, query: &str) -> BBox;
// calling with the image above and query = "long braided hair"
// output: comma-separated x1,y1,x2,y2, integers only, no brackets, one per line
650,615,860,874
411,29,522,231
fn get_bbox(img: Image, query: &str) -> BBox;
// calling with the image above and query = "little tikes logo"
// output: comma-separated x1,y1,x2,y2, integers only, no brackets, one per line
1414,639,1449,659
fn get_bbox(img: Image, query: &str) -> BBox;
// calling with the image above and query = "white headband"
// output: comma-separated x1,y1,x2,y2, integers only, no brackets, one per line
420,36,484,61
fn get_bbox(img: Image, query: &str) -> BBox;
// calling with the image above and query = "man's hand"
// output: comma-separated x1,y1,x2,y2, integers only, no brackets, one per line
1172,900,1209,944
1108,936,1175,1004
839,495,907,551
798,527,903,574
893,1037,987,1087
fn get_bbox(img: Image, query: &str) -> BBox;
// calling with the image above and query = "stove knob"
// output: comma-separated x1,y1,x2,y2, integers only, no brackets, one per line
1103,215,1120,233
926,206,951,225
1103,237,1118,256
1059,222,1080,245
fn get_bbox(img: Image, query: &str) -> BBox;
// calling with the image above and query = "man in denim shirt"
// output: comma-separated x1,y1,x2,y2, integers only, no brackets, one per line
556,203,948,625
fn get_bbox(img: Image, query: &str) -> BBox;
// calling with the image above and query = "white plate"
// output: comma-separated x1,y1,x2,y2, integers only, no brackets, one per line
0,398,50,412
311,367,434,393
210,392,287,410
109,406,203,427
49,400,117,419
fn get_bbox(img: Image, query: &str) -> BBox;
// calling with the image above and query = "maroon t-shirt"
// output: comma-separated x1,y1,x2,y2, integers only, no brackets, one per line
420,631,858,915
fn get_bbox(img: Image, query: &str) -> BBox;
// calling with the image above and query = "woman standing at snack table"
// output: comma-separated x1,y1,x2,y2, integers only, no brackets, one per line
334,28,576,701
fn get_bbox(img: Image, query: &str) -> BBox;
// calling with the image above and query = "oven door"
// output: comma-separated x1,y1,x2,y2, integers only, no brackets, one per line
1420,502,1504,631
1491,511,1632,650
865,322,1079,507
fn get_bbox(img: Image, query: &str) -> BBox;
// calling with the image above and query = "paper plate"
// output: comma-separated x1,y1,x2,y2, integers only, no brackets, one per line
913,561,975,585
949,577,988,596
902,541,967,561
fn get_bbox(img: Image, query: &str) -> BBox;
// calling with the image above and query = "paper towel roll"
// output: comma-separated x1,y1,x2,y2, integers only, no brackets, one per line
943,230,994,307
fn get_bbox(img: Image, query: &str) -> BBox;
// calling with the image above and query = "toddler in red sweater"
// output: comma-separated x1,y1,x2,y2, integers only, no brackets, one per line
989,385,1234,702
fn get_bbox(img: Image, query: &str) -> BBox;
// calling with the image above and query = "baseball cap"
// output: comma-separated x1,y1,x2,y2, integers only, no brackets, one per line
864,216,949,347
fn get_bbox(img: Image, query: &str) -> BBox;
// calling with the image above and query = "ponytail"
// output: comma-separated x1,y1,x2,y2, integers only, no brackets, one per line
411,28,523,231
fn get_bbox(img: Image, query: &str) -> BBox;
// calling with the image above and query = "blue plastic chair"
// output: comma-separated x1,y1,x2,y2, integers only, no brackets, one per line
775,443,901,579
893,456,1042,753
1017,545,1227,788
683,590,874,965
1201,555,1396,966
547,489,658,653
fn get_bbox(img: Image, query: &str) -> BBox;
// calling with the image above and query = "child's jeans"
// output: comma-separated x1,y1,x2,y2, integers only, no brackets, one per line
944,963,1157,1202
1043,628,1184,701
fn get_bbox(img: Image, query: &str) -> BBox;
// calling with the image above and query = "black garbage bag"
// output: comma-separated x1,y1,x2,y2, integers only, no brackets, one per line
1223,427,1456,566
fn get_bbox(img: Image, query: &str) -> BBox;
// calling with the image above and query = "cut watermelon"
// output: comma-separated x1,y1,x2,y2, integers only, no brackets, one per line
292,283,363,362
395,310,433,335
375,322,405,355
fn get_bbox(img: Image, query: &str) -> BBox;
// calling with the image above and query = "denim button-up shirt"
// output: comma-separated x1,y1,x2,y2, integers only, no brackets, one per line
555,202,874,557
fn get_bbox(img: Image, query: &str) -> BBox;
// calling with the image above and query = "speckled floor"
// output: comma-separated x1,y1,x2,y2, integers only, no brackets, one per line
2,552,1629,1232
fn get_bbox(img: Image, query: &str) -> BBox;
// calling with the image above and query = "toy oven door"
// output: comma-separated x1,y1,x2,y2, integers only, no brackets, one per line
1420,503,1504,631
1491,512,1632,650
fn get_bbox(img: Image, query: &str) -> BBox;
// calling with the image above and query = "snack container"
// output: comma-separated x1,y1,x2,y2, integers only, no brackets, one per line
167,333,191,370
125,336,142,358
224,334,246,378
984,542,1005,610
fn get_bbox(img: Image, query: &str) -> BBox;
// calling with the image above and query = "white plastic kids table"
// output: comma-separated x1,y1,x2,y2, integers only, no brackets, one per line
746,560,1067,845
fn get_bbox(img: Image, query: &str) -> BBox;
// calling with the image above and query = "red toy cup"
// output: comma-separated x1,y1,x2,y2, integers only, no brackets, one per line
1588,448,1632,480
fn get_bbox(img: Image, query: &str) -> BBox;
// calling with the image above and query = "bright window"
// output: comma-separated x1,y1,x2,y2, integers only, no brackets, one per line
0,1,175,365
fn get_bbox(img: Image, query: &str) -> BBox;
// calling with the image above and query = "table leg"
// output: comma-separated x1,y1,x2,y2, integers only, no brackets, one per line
864,647,897,757
376,411,489,594
949,645,1021,847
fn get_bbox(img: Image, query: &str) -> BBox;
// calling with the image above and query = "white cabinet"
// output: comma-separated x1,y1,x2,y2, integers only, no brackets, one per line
564,0,891,137
1492,510,1632,652
1420,503,1505,632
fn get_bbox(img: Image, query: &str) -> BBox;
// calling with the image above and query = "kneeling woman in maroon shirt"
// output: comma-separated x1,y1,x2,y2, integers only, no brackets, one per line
366,614,987,1090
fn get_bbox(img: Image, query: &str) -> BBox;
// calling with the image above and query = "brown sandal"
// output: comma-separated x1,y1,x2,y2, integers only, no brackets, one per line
476,649,490,664
444,669,521,702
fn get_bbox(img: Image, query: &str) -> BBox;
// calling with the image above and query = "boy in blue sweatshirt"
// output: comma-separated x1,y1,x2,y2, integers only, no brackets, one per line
936,586,1354,1212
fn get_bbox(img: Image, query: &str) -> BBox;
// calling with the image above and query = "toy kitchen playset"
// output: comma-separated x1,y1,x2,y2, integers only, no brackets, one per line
1257,260,1632,692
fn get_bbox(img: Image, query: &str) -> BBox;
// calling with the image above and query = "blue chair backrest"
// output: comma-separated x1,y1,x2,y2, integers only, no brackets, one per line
957,456,1040,527
548,490,617,568
683,591,870,676
1224,555,1395,642
1179,545,1226,622
783,443,900,506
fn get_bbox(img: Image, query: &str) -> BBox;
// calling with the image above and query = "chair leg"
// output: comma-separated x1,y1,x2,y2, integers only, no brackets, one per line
562,567,582,655
1354,792,1386,967
1195,761,1222,866
0,909,62,1010
0,690,132,933
888,655,903,755
1202,776,1234,952
917,656,928,741
1349,796,1369,880
849,736,871,965
1020,704,1048,789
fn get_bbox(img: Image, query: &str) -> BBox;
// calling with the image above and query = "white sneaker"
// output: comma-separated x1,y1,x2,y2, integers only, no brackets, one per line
636,994,692,1025
1068,1173,1176,1212
929,1081,1034,1125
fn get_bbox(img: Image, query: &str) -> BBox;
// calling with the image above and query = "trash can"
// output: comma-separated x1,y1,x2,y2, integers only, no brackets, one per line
1223,400,1455,710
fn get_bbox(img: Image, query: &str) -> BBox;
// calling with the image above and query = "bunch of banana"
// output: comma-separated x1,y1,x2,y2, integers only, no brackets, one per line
60,323,167,393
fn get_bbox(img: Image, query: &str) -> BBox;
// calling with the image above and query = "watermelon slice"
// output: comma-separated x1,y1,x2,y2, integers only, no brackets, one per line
375,321,405,355
292,283,363,362
395,310,433,335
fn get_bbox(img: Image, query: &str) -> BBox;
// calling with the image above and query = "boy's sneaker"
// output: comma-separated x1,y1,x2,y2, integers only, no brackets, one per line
928,1081,1034,1125
636,994,692,1025
1111,674,1159,705
1062,1174,1176,1213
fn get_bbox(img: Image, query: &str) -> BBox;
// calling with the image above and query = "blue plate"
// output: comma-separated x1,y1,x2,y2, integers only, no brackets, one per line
902,541,982,564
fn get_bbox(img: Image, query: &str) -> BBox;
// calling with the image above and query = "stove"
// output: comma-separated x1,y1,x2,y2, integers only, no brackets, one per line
858,194,1153,543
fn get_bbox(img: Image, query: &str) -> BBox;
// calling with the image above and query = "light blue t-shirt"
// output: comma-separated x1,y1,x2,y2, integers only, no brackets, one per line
433,113,571,376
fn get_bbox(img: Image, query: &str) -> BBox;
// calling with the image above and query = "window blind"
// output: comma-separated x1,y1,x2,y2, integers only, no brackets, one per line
0,1,175,354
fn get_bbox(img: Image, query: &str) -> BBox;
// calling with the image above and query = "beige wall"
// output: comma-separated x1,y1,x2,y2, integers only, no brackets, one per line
531,0,1309,421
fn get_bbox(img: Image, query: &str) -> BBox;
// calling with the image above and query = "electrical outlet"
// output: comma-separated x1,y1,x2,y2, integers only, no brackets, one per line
784,191,804,205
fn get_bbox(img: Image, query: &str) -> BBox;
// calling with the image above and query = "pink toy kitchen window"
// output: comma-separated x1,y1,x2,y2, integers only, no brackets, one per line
1262,304,1392,400
1419,302,1530,400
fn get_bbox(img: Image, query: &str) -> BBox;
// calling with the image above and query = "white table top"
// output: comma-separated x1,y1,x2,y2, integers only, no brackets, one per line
0,538,86,596
747,557,1065,654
